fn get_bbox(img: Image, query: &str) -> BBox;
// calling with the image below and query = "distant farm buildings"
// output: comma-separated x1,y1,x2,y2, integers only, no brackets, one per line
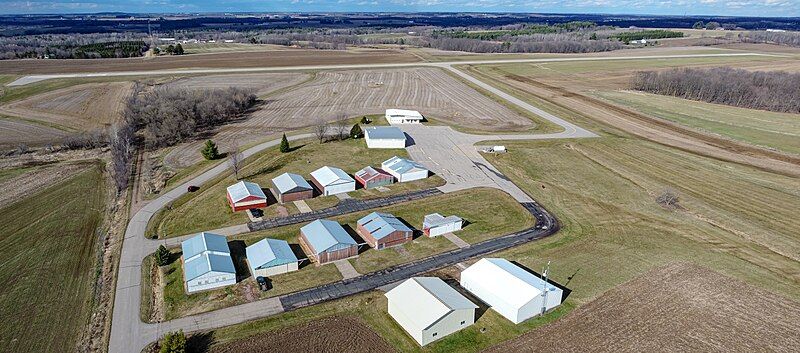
385,277,478,346
461,258,563,324
226,181,268,212
382,156,429,182
181,232,236,293
310,166,356,196
385,109,424,124
299,219,359,265
364,126,407,149
422,213,463,237
246,238,299,277
355,166,393,189
272,172,314,203
357,212,413,249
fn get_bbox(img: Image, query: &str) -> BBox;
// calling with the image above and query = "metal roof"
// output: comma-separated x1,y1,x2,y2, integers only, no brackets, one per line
385,277,477,331
184,252,236,281
355,166,390,182
358,212,412,240
246,238,298,271
365,126,406,140
382,156,428,175
226,180,267,203
385,109,424,119
272,172,312,194
423,213,463,229
310,166,354,187
300,219,357,255
181,232,230,260
461,258,559,308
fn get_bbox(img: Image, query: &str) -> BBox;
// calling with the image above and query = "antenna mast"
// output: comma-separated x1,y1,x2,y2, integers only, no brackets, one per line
541,261,551,315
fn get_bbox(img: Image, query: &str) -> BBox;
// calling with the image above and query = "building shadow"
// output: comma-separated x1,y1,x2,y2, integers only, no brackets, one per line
509,260,572,303
443,277,491,321
342,224,371,254
395,216,422,240
262,187,279,207
227,240,251,282
403,132,416,147
289,243,311,269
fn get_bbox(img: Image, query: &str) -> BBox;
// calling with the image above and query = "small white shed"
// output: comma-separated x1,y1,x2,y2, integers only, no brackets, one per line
181,232,237,293
460,258,563,324
385,277,478,346
246,238,299,277
385,109,424,124
310,166,356,196
423,213,463,237
381,156,429,182
364,126,407,149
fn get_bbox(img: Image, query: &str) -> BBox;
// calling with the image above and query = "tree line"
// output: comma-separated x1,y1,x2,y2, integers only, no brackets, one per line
0,33,148,59
611,30,684,43
425,32,623,54
632,67,800,113
739,31,800,48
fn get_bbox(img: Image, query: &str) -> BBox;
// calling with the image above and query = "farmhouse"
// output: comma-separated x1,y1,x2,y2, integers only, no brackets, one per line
181,232,236,293
356,212,413,249
381,156,429,182
423,213,463,237
385,277,478,346
385,108,424,124
226,180,268,212
245,238,299,277
364,126,407,149
299,219,359,265
460,258,563,324
354,166,393,189
310,166,356,196
271,172,314,203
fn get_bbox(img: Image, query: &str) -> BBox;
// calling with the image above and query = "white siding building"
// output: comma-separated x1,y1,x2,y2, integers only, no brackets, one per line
385,109,424,124
423,213,463,237
246,238,299,277
310,166,356,196
381,156,429,182
181,232,237,293
460,258,563,324
364,126,407,149
385,277,478,346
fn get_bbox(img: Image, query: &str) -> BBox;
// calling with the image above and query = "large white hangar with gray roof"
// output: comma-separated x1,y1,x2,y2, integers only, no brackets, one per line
181,232,236,293
364,126,407,149
385,277,478,346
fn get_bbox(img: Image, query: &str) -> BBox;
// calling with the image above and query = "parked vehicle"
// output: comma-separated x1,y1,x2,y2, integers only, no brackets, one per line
256,276,270,291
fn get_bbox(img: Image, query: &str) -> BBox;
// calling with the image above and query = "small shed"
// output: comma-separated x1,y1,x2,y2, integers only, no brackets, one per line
357,212,413,249
310,166,356,196
460,258,563,324
226,180,268,212
385,109,424,124
381,156,429,182
246,238,299,277
271,172,313,203
181,232,236,293
423,213,463,237
354,166,393,189
299,219,359,265
385,277,478,346
364,126,407,149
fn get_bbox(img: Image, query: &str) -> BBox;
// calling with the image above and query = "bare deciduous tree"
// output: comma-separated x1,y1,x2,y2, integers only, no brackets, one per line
108,120,136,193
228,141,243,180
655,188,680,210
314,122,329,143
333,116,349,141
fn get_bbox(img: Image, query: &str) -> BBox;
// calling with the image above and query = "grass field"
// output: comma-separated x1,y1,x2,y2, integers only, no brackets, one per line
147,188,531,321
594,90,800,155
0,163,105,353
149,138,443,238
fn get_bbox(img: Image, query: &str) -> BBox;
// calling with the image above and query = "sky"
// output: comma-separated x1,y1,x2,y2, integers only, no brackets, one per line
1,0,798,17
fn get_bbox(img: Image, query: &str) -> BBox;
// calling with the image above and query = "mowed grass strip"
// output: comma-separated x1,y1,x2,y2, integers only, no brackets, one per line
594,90,800,155
148,188,531,320
150,138,443,238
0,164,105,353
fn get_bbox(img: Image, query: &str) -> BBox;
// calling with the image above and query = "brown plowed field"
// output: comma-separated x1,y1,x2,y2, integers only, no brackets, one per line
0,117,68,148
0,49,419,75
0,81,133,131
208,316,394,353
484,263,800,353
164,67,533,168
165,72,311,96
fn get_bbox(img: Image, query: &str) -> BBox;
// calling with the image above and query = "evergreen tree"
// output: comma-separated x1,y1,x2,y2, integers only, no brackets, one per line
693,21,704,29
201,140,220,160
279,133,290,153
360,116,369,124
350,123,363,139
155,245,171,266
174,43,184,55
159,330,186,353
166,44,174,54
589,32,598,40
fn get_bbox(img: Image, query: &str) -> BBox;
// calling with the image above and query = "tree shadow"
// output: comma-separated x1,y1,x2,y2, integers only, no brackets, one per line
509,260,572,303
186,331,214,353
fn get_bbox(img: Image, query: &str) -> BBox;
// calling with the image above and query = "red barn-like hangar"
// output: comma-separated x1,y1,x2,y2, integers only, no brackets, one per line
226,180,268,212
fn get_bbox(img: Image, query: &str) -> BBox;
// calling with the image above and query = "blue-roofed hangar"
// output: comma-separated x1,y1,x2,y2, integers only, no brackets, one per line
246,238,299,277
299,219,359,265
181,232,237,293
356,212,413,249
